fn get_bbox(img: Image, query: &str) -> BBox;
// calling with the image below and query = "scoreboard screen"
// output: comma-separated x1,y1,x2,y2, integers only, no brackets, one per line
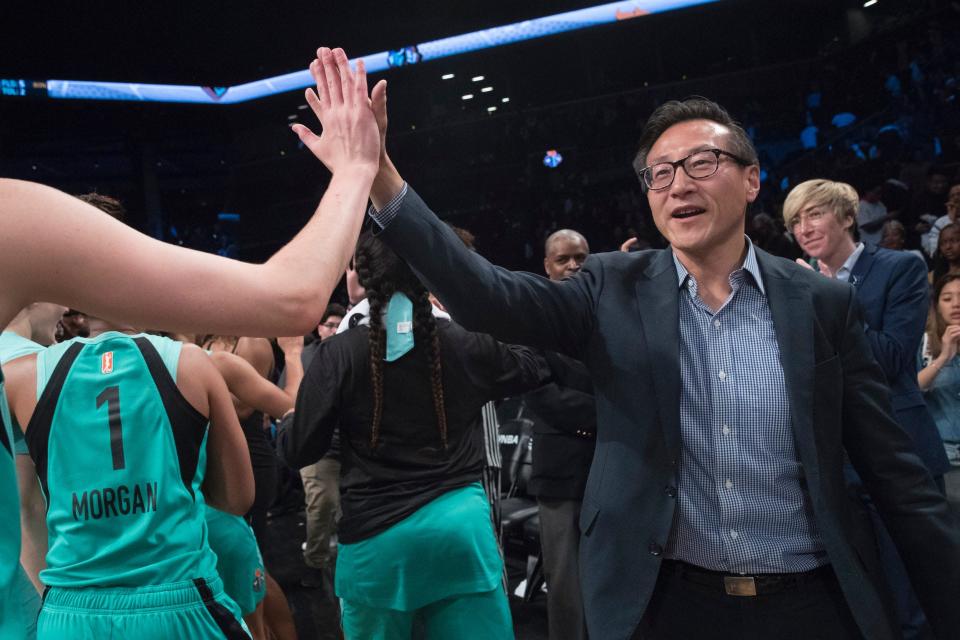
1,78,49,98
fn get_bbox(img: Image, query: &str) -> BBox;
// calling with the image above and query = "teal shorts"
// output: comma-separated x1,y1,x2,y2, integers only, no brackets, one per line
17,565,40,640
38,575,251,640
1,565,40,640
340,584,514,640
206,508,266,616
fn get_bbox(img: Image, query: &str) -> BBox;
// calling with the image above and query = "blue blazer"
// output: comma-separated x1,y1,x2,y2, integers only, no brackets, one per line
845,244,950,476
379,186,960,640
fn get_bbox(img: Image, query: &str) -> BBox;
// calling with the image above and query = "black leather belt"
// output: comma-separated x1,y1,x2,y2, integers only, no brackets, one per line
661,560,833,597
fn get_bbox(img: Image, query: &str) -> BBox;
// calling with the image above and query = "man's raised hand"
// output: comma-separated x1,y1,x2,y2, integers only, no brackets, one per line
370,78,389,161
292,47,380,175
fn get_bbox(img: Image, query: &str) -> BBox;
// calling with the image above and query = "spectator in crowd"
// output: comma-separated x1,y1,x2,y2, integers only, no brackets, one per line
918,274,960,511
930,222,960,284
922,182,960,259
748,212,801,260
278,231,548,640
521,228,596,640
880,219,908,251
914,167,951,228
784,178,950,640
296,304,346,593
784,179,949,484
880,219,927,263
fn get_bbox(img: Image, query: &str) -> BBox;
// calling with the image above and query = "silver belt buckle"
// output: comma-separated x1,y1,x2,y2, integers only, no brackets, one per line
724,576,757,596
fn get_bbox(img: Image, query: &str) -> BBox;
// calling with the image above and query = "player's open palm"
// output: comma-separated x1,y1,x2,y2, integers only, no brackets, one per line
292,47,380,175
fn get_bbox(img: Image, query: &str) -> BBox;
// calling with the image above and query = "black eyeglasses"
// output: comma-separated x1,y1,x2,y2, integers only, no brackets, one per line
639,148,752,191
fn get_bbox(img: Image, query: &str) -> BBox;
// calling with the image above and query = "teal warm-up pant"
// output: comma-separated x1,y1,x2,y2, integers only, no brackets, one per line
340,584,514,640
38,575,251,640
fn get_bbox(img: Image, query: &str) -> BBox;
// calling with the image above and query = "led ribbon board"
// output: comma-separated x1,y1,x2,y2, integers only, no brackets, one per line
7,1,716,104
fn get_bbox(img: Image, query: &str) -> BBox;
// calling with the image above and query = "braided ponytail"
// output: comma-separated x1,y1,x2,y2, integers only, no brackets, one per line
355,232,449,452
413,289,448,449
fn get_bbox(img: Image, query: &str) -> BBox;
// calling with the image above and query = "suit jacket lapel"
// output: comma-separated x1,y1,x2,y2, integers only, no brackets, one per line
848,244,877,289
757,250,822,495
636,250,682,463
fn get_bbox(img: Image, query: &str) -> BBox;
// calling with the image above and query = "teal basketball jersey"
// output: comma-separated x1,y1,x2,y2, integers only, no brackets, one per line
0,331,44,365
0,333,45,638
1,367,29,639
26,331,218,588
0,331,45,454
206,507,266,616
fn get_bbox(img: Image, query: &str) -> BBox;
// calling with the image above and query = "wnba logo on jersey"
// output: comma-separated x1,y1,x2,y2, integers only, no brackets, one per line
101,351,114,374
253,568,265,592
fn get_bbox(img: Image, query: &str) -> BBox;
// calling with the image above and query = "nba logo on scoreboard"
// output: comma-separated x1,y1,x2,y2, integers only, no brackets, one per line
101,352,114,375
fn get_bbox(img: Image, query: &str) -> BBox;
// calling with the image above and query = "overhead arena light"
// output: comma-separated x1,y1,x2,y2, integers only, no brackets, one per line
472,76,485,82
442,73,455,80
462,94,474,100
29,1,719,104
481,86,493,93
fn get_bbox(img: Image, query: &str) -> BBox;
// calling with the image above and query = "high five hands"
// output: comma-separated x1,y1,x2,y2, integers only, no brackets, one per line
292,47,382,175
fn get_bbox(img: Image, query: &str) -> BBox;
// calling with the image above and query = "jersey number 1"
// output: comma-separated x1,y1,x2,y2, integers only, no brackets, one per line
96,385,125,470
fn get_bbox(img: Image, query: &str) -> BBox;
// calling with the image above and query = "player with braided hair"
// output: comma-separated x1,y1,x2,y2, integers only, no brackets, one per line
278,231,549,639
359,238,447,452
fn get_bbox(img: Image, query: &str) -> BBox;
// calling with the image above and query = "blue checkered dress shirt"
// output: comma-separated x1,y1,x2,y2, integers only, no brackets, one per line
665,240,827,574
369,182,409,229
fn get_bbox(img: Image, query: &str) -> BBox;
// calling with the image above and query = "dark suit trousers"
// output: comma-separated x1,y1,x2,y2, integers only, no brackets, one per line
539,497,588,640
632,564,864,640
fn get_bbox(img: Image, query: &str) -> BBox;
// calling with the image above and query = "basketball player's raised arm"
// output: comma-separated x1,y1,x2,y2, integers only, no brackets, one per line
0,48,379,337
210,345,302,420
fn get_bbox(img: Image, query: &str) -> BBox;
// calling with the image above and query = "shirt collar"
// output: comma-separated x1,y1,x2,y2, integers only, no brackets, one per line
672,236,766,296
834,242,865,283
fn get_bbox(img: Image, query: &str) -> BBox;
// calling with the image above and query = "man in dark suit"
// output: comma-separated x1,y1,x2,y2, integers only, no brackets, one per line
298,79,960,638
785,179,949,481
784,178,950,639
523,229,597,640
